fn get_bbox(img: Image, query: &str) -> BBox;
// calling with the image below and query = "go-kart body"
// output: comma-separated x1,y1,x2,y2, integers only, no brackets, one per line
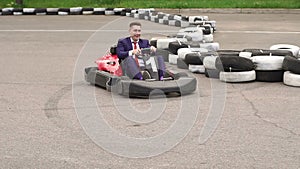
84,47,197,97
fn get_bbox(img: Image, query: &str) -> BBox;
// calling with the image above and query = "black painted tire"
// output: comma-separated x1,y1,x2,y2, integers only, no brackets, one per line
217,50,241,57
242,49,293,57
255,70,284,82
93,8,105,15
168,41,189,54
270,44,300,57
215,55,255,72
35,8,47,15
282,56,300,74
184,53,205,65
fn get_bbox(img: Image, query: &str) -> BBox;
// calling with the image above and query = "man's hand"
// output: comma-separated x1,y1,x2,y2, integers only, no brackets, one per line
150,46,157,53
132,49,141,55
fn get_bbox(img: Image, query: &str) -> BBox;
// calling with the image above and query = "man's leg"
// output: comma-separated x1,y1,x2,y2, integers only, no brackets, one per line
121,57,142,80
156,55,166,80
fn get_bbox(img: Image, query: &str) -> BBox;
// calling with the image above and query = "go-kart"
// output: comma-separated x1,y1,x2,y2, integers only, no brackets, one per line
84,46,197,97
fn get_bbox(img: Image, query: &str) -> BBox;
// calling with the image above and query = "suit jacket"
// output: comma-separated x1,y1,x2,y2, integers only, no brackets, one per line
116,37,150,59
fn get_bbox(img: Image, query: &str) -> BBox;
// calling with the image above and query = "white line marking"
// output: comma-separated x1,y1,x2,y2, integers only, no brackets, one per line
0,29,178,33
217,30,300,34
0,30,299,34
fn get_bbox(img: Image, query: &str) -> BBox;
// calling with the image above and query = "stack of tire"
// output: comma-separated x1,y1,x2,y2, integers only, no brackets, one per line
272,44,300,87
215,51,256,83
153,26,218,72
239,44,299,83
202,50,242,80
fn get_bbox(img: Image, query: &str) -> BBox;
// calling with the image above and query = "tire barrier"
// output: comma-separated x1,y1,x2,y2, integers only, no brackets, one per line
215,55,255,72
241,49,294,57
282,56,300,74
219,70,256,83
283,71,300,87
189,65,205,74
0,7,217,31
270,44,300,58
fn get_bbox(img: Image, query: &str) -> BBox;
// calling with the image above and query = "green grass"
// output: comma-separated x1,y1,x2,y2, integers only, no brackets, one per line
1,0,299,8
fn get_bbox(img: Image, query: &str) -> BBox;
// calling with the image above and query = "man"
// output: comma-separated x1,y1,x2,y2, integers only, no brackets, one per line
116,21,165,80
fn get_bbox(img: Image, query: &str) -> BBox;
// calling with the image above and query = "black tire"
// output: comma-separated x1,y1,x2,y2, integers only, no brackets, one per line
35,8,47,14
217,50,241,57
168,41,189,54
255,70,284,82
202,25,212,35
242,49,293,57
184,53,205,65
282,55,300,74
82,8,93,15
93,8,105,15
215,55,255,72
13,8,23,12
58,8,70,12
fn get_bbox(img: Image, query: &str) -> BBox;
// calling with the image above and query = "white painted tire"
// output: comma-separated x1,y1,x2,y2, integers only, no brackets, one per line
203,34,214,43
239,52,252,59
203,55,218,70
251,55,285,70
47,8,58,12
70,7,82,13
13,12,23,15
169,54,178,65
83,11,93,15
105,10,115,15
177,48,208,59
220,70,256,83
189,65,205,73
58,11,68,15
270,44,300,58
94,8,105,12
178,27,204,42
168,20,176,26
283,71,300,87
23,8,35,13
199,42,219,51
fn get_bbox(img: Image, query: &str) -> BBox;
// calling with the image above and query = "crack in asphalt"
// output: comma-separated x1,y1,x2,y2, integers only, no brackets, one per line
239,89,299,138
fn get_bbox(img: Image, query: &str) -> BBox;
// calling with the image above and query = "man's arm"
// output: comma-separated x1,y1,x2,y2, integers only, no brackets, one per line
116,39,130,59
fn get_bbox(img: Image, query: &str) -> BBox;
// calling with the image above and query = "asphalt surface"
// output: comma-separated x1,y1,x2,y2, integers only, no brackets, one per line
0,12,300,168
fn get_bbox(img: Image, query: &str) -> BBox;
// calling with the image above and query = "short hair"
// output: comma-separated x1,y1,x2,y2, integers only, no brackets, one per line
129,22,142,28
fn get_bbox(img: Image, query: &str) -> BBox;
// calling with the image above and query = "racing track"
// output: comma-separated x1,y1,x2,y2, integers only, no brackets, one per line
0,12,300,168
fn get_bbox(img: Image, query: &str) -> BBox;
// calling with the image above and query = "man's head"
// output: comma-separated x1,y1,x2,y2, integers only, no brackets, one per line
129,22,142,42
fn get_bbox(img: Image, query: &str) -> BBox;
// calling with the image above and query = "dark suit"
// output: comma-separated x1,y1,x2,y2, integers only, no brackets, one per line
116,37,150,59
116,37,165,80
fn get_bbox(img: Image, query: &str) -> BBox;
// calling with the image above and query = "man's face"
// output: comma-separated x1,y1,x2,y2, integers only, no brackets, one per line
129,25,141,42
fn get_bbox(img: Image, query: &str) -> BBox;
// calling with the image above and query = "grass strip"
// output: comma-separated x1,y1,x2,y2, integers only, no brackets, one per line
1,0,299,8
